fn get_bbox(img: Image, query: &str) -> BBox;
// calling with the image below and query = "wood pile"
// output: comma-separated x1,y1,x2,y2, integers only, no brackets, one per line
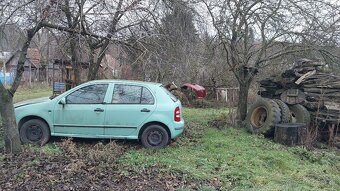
259,59,340,123
164,82,190,106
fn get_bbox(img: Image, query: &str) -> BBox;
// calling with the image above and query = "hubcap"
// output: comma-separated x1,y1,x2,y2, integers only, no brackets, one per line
250,106,268,129
26,125,43,142
147,130,163,146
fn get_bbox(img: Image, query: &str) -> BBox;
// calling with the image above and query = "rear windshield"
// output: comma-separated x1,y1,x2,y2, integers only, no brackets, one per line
161,86,178,102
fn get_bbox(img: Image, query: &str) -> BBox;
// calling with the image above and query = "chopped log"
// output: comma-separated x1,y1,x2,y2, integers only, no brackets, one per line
295,70,316,85
324,102,340,111
274,123,307,146
303,88,340,94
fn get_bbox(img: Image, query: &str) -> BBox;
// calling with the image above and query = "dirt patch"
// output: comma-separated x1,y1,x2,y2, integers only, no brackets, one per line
0,140,214,190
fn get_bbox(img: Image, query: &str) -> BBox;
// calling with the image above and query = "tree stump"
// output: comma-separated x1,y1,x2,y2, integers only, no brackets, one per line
274,123,307,146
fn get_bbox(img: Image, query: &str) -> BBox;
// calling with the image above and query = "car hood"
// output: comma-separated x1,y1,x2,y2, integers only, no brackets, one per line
14,97,51,108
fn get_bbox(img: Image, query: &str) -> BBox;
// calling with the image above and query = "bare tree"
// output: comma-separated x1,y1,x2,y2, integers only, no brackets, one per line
40,0,154,81
0,0,56,153
128,0,202,83
202,0,340,122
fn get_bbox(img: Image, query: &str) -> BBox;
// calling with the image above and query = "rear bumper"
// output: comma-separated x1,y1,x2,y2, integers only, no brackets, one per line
169,120,184,139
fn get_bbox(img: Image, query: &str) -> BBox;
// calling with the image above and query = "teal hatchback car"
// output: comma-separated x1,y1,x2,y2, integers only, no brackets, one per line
15,80,184,148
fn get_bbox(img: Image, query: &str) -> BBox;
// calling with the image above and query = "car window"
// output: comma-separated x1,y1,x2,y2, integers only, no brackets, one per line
112,84,142,104
66,84,108,104
141,88,154,104
112,84,154,104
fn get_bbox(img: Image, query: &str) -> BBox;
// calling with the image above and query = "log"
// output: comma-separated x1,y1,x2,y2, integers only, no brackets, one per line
274,123,307,146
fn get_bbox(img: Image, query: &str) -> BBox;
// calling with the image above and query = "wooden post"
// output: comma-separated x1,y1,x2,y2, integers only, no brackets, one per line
29,61,32,87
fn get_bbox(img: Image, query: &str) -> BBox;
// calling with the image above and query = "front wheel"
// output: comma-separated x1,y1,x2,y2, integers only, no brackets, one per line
141,125,170,149
19,119,50,145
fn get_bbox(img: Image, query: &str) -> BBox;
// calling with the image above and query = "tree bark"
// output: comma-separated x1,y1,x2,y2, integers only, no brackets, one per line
0,26,42,153
87,40,110,81
0,93,21,153
237,66,257,123
69,35,81,85
238,81,250,122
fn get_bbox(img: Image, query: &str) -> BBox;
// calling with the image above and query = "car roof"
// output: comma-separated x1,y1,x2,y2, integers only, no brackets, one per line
85,79,162,87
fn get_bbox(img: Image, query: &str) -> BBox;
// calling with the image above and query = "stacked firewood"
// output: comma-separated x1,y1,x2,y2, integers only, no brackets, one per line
259,59,340,123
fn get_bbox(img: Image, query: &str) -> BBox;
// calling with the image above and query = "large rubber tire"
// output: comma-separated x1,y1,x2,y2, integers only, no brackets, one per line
288,104,311,127
274,99,291,123
141,125,170,149
246,98,281,135
19,119,50,145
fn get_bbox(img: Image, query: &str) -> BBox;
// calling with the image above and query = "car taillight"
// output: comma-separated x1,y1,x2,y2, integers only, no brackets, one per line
174,107,180,122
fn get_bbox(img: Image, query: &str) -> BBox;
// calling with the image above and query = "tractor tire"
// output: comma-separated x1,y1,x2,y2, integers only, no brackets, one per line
288,104,311,127
246,98,281,135
274,99,291,123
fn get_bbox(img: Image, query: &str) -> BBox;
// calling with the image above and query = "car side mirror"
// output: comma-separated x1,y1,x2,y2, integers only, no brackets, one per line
59,97,66,105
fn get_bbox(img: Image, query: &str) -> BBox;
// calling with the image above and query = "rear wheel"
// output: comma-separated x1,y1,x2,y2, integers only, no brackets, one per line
289,104,311,127
19,119,50,145
246,98,281,135
274,99,291,123
141,124,169,149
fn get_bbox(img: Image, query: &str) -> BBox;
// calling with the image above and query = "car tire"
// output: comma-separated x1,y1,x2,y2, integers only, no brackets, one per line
289,104,311,127
273,99,291,123
19,119,50,145
141,124,169,149
246,98,281,135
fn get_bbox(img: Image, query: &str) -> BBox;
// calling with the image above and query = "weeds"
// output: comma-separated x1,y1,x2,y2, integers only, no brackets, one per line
1,106,339,190
120,108,340,190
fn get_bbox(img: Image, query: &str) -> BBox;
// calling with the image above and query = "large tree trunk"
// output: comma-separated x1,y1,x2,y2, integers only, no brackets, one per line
88,40,110,81
238,81,250,122
69,35,81,85
0,93,21,153
237,66,257,123
0,26,42,153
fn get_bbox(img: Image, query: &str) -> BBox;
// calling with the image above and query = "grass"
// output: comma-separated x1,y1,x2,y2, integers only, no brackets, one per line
1,89,340,190
13,84,52,103
119,108,340,190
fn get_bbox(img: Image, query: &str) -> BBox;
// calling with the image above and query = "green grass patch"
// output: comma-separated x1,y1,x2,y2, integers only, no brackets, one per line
25,142,62,155
1,91,339,190
14,84,52,103
119,108,340,190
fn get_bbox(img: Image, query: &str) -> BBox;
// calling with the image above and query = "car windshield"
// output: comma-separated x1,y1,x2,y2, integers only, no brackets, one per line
161,86,178,102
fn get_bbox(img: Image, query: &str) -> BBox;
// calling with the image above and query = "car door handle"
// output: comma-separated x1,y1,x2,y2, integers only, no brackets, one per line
94,108,104,112
140,108,150,112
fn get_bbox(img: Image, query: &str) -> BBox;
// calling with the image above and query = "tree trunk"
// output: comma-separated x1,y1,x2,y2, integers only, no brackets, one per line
0,93,21,153
88,40,110,81
0,26,42,153
236,66,257,124
238,81,250,122
70,35,81,85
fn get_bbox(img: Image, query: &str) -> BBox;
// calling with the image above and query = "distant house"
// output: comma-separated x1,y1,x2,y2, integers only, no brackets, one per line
0,48,43,85
1,24,133,86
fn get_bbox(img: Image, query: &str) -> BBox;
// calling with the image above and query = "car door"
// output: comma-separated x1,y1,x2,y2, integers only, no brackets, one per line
53,83,109,137
104,83,156,137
